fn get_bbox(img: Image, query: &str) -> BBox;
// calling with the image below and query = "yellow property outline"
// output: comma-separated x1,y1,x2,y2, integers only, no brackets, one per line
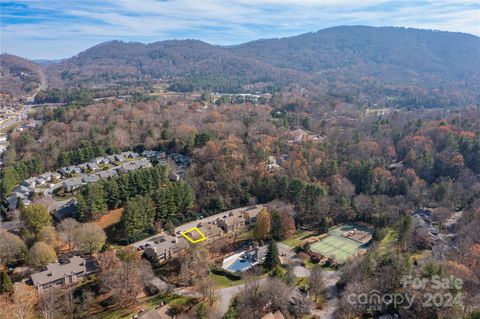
181,227,207,243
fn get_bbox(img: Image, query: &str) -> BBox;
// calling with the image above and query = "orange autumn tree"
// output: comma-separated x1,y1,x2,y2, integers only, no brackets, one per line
253,208,271,240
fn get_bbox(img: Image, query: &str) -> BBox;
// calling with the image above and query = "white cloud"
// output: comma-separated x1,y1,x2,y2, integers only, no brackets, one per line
1,0,478,59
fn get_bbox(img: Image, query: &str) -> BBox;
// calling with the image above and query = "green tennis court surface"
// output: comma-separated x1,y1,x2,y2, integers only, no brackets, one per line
310,223,374,263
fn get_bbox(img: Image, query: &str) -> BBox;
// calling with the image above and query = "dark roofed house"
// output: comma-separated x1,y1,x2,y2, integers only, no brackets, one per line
31,256,93,292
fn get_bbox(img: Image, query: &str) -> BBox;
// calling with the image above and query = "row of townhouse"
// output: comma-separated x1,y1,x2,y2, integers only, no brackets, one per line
135,205,264,263
30,256,97,292
6,172,63,210
5,150,181,211
58,151,141,176
62,158,152,192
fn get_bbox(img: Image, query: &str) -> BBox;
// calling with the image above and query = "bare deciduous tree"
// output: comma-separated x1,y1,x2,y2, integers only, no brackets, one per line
57,218,79,251
309,265,325,302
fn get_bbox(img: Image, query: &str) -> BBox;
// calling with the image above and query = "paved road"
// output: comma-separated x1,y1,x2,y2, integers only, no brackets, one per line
312,270,341,319
1,69,45,131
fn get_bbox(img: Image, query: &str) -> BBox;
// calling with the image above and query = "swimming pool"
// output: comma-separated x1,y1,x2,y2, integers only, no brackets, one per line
227,258,253,272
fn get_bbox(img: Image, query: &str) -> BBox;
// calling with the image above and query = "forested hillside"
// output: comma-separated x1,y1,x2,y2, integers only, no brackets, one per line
0,54,43,98
46,40,305,93
38,26,480,107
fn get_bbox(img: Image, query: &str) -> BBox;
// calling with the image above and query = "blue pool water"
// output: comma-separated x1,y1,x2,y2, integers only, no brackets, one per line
227,258,253,272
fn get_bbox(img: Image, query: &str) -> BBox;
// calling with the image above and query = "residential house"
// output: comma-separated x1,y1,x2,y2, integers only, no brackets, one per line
143,150,166,159
35,176,47,185
62,178,83,192
241,205,264,224
89,157,103,165
170,153,190,166
21,177,37,188
58,167,70,176
113,154,125,162
117,162,138,174
51,172,62,180
98,170,117,179
82,174,100,184
140,235,188,262
121,151,140,159
216,211,246,233
86,162,99,171
136,158,151,167
31,256,94,292
196,222,224,241
266,156,281,173
69,166,79,174
39,172,53,182
106,155,117,163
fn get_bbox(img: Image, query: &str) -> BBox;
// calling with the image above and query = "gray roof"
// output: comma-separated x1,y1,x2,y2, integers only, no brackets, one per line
31,256,87,286
22,177,37,186
63,178,83,188
82,175,100,183
114,154,125,161
87,163,99,170
138,235,188,254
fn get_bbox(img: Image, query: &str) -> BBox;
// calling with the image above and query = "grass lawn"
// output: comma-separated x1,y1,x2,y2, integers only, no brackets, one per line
282,230,313,247
94,208,123,229
378,228,397,254
209,273,243,288
209,272,267,288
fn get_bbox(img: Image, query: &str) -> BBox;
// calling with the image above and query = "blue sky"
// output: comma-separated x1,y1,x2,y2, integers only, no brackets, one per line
1,0,479,59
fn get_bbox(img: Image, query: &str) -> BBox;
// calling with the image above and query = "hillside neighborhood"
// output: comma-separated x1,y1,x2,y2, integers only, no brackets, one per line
1,3,480,318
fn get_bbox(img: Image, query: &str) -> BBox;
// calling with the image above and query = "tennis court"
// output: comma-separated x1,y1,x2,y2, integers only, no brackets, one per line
310,223,374,263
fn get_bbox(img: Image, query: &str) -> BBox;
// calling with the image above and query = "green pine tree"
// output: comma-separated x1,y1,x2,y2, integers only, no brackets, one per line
0,271,13,293
264,242,280,271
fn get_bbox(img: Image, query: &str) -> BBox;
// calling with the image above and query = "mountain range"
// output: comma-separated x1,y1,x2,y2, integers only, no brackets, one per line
2,26,479,105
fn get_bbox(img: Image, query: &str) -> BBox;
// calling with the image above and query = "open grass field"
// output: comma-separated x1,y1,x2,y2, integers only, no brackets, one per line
310,223,374,263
